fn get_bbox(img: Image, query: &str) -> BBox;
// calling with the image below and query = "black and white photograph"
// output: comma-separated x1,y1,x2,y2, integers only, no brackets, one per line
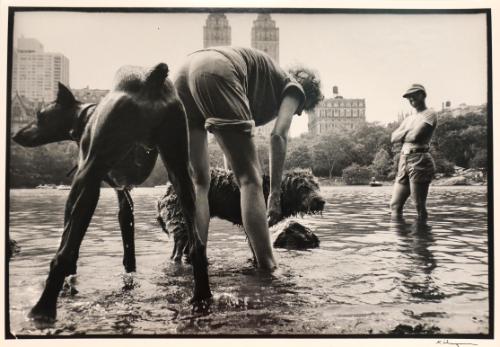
1,0,496,342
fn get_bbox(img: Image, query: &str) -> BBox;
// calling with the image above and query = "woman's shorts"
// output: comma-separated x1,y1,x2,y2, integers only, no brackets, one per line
396,152,435,185
174,50,255,135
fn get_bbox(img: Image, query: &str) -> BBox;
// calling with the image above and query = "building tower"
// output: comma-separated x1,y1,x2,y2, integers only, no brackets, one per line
251,13,279,62
252,14,280,138
12,37,70,102
204,13,231,48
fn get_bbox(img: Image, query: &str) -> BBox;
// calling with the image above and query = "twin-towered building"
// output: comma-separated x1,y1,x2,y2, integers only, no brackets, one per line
204,13,279,63
204,13,280,138
13,14,366,138
204,13,366,136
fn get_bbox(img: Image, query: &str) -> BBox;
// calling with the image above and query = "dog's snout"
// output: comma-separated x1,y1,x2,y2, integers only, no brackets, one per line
12,131,35,147
12,132,21,143
310,196,326,211
12,131,29,146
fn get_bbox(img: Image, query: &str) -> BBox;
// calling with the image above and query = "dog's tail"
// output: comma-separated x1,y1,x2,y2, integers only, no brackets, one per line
144,63,169,90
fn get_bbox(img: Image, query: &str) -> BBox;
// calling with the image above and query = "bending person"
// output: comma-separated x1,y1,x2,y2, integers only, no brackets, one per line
390,84,438,221
175,46,322,269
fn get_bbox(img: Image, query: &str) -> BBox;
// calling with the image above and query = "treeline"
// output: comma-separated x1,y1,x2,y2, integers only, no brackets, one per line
207,108,488,184
9,108,487,188
10,142,79,188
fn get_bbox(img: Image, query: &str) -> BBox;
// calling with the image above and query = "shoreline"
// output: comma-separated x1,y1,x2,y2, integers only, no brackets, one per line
9,181,487,190
316,179,486,188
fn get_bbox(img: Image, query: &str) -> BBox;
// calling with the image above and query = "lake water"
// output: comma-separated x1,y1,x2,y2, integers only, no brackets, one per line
8,185,489,336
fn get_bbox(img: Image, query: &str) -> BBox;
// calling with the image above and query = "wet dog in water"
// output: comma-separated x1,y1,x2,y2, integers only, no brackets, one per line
12,64,211,320
157,168,325,261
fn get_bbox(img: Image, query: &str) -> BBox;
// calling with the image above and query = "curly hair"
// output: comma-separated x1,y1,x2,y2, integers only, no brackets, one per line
288,66,323,111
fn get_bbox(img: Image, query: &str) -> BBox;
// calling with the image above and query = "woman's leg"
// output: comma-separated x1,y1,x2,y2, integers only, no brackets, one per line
410,181,430,221
213,130,277,270
189,127,211,245
390,182,411,220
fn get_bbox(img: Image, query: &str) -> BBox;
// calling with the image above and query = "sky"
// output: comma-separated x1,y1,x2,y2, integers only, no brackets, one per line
13,11,488,137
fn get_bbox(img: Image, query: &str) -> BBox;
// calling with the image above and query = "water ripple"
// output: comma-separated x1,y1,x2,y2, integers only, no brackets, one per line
8,186,489,335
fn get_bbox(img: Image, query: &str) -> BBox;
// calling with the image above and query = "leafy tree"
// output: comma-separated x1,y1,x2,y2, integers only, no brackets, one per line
285,144,312,170
311,132,353,177
432,111,487,168
207,141,225,169
256,140,270,174
370,148,392,179
351,124,392,165
342,163,374,185
430,149,455,177
470,148,487,170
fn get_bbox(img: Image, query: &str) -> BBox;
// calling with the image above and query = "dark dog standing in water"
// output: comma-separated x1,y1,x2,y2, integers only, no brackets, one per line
157,168,325,261
12,64,211,320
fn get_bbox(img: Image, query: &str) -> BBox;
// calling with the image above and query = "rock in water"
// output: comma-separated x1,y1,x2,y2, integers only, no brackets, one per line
433,176,470,186
273,221,320,250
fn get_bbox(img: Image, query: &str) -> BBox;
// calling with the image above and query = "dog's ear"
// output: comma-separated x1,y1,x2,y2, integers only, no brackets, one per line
57,82,76,106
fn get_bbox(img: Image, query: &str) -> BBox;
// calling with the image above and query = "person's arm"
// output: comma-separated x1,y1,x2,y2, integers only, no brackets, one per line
267,92,301,226
391,120,409,143
404,122,434,143
405,113,436,143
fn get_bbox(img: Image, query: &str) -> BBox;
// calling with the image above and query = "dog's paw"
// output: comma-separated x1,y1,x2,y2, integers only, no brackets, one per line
28,304,57,323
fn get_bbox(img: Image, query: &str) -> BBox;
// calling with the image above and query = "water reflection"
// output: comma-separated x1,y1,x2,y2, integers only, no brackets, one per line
8,186,489,335
392,219,444,302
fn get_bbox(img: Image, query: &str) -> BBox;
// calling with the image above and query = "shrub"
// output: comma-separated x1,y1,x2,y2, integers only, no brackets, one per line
342,164,374,185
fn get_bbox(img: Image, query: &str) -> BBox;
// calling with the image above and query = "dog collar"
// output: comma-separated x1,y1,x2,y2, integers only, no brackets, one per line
70,103,96,142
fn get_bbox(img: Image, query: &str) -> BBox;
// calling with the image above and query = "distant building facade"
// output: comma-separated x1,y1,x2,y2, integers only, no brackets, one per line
308,87,366,135
12,37,70,102
204,13,231,48
72,87,109,104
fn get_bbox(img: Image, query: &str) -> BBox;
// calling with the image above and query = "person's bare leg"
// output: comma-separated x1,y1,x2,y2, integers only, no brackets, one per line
189,127,211,245
410,181,430,222
213,130,277,270
390,182,411,220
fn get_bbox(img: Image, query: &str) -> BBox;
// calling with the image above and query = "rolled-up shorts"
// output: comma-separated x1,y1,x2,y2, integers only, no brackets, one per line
174,50,255,135
396,152,435,184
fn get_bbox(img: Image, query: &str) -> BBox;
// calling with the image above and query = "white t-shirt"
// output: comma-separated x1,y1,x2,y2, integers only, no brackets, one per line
401,108,437,152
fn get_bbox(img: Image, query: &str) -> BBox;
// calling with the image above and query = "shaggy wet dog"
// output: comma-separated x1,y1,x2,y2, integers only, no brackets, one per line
12,63,211,320
157,168,325,261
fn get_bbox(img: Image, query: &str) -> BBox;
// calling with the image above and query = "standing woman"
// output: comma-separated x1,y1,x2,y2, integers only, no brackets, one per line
390,84,438,221
174,46,322,270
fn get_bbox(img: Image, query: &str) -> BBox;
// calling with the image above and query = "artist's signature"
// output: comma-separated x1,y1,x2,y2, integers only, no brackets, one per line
436,340,478,347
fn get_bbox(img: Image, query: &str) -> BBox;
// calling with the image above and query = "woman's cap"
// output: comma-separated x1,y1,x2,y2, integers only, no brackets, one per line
403,84,426,98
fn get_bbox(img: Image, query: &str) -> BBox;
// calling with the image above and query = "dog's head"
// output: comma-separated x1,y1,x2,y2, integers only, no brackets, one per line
280,170,325,217
12,83,78,147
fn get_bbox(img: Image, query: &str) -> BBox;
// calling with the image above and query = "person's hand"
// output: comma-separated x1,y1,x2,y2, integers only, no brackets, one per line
267,192,282,227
